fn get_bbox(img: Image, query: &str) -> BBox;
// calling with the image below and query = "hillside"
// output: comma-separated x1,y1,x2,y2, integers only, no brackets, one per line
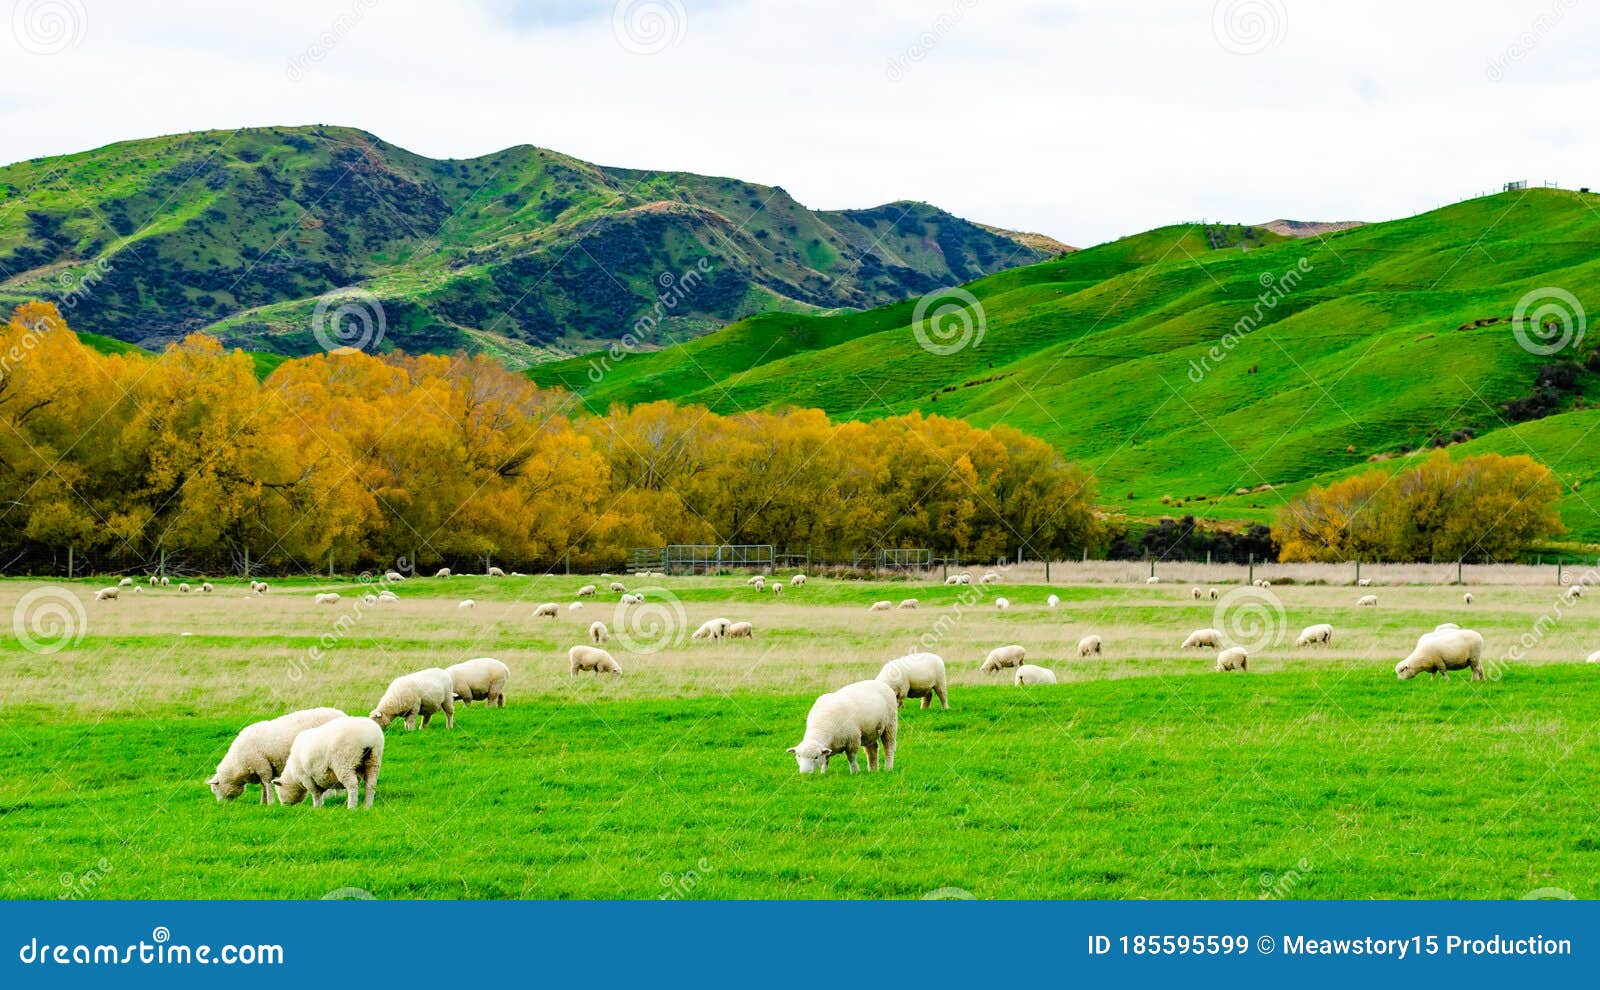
531,189,1600,543
0,126,1057,363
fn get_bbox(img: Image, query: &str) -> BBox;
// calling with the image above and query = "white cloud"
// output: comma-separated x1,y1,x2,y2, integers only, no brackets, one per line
1,0,1597,246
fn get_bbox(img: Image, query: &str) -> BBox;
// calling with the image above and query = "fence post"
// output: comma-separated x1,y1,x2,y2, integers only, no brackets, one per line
330,552,335,579
243,548,250,579
1558,560,1563,586
1045,559,1051,583
67,546,74,580
1206,550,1211,566
566,551,571,576
1082,547,1088,563
1355,560,1361,586
1457,559,1463,585
1248,552,1254,586
159,548,166,578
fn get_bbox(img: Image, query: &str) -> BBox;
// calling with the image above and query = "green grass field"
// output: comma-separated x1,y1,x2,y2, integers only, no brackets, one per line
4,570,1599,900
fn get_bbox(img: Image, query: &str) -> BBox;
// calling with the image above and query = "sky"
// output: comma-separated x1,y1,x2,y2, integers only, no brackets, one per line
1,0,1597,246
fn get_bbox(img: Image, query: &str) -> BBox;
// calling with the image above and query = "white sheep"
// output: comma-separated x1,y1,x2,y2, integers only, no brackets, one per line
1208,587,1219,600
1395,627,1485,682
619,593,642,605
487,566,505,577
314,592,340,605
1215,647,1248,672
250,580,269,595
1565,585,1584,600
944,575,960,586
589,620,609,644
790,574,806,586
576,584,597,598
1586,650,1600,664
94,587,118,601
1295,623,1334,647
1357,578,1372,587
868,600,892,612
1435,622,1460,631
1014,664,1058,685
691,618,731,640
179,582,191,593
370,668,455,730
1462,592,1474,604
875,652,949,710
1046,594,1060,608
384,570,405,582
567,602,584,611
995,597,1010,610
957,574,972,585
272,716,384,810
1357,594,1378,607
981,644,1026,672
751,576,767,591
159,576,170,587
1146,575,1160,585
435,567,452,578
446,657,509,707
118,576,134,587
787,680,897,774
207,707,346,804
1191,587,1202,600
726,621,754,639
569,644,621,675
201,581,213,593
533,602,559,618
1181,628,1222,649
980,572,999,585
898,598,919,610
148,575,158,586
745,575,764,586
458,599,476,609
771,582,783,597
377,590,399,603
609,582,626,593
1078,634,1102,657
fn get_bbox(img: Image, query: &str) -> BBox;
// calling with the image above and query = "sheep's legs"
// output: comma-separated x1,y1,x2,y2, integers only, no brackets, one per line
362,763,380,808
310,789,325,809
442,702,455,729
865,742,878,771
336,769,361,810
883,722,898,770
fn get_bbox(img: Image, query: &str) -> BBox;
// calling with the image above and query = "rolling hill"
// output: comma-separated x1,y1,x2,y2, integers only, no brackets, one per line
0,125,1064,363
531,189,1600,544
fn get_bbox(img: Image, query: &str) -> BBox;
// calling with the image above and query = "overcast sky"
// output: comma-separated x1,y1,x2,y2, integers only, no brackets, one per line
1,0,1596,246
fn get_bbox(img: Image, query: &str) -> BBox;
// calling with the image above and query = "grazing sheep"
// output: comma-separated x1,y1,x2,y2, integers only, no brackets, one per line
94,587,118,601
790,574,806,586
787,680,897,774
1295,623,1334,647
1047,594,1060,608
1014,664,1058,686
609,582,626,593
435,568,452,578
981,644,1027,673
1564,585,1583,600
868,600,892,612
569,645,621,676
957,574,972,585
370,668,455,730
1587,650,1600,664
1181,628,1222,649
384,570,405,582
201,581,213,593
576,584,597,598
487,566,505,577
533,602,559,618
567,602,584,611
691,618,731,641
1395,627,1485,682
272,716,384,810
148,575,158,586
944,575,960,586
1435,622,1460,631
118,576,134,587
746,575,764,586
1215,647,1248,672
1463,592,1474,604
179,583,191,593
589,621,609,644
1191,587,1202,600
1145,576,1160,584
771,582,783,597
980,572,1000,585
726,620,754,639
446,657,509,707
875,652,949,710
1357,578,1372,587
314,592,340,605
250,580,269,595
1208,587,1219,600
377,590,399,603
1077,634,1102,657
207,707,346,804
619,593,642,606
898,598,919,610
751,576,766,591
995,597,1010,610
159,576,170,587
458,599,475,609
1357,594,1378,607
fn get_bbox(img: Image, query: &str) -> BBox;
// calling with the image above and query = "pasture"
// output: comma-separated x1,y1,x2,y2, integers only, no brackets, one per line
3,566,1599,900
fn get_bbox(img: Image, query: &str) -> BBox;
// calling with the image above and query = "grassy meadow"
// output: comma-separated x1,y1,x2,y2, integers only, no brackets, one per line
3,568,1599,900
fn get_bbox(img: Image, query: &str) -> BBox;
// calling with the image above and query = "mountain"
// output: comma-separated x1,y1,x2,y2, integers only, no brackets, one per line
0,125,1058,364
1260,218,1366,238
530,189,1600,543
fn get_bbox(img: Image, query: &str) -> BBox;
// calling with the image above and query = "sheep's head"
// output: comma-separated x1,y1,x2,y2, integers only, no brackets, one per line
1395,658,1419,681
369,709,394,728
271,776,308,806
207,772,244,802
787,742,831,774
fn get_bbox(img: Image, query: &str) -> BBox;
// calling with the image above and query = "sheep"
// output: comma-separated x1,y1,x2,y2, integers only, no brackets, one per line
995,597,1010,610
567,602,584,611
118,576,134,587
1462,592,1474,604
569,644,621,676
250,580,269,595
691,618,731,641
148,575,158,586
609,582,626,593
435,567,452,578
377,590,399,603
1208,587,1219,600
1046,594,1060,608
745,575,765,586
1295,623,1334,647
94,587,118,601
533,602,559,618
1181,628,1222,649
790,574,806,586
771,582,783,597
1191,587,1202,600
1357,594,1378,607
787,680,897,774
384,570,405,582
207,707,346,804
981,644,1026,673
446,657,509,707
1435,622,1460,631
1395,627,1485,682
944,575,960,586
619,593,642,606
1587,650,1600,664
272,716,384,810
1215,647,1248,672
868,600,893,612
576,584,597,598
201,581,213,593
1357,578,1372,587
957,574,972,585
980,572,999,585
314,592,341,605
179,583,191,593
1564,585,1584,600
898,598,919,610
1078,634,1102,657
1145,576,1160,584
875,652,949,710
589,620,609,644
159,576,170,587
370,668,455,730
751,576,767,591
1014,664,1058,685
726,621,754,639
487,566,505,577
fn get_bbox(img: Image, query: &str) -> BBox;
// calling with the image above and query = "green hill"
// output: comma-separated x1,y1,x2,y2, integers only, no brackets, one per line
532,189,1600,543
0,126,1063,363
